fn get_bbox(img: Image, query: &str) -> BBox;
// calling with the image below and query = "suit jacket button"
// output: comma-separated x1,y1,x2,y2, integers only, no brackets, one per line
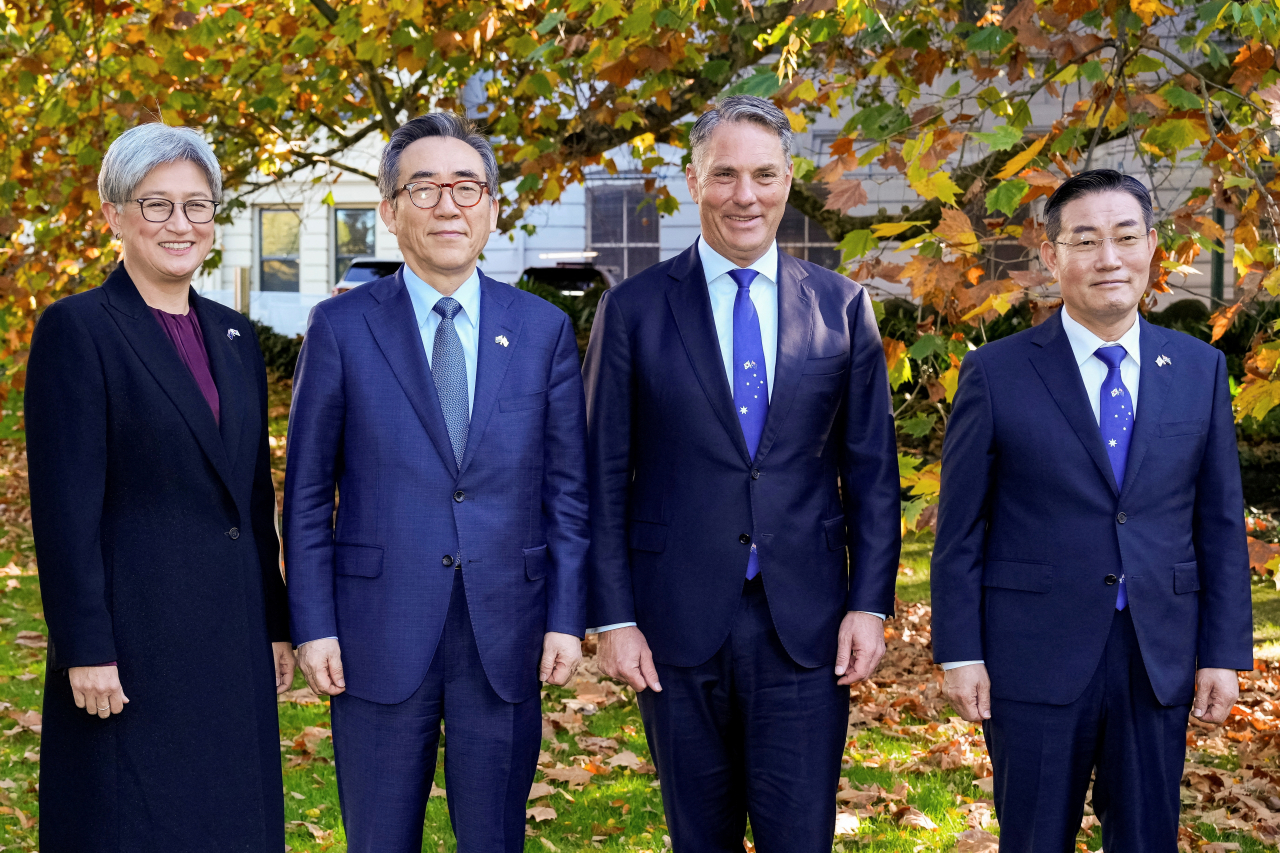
442,555,454,567
1116,512,1127,524
454,491,465,503
227,527,239,540
1105,574,1118,585
751,469,761,480
739,533,751,545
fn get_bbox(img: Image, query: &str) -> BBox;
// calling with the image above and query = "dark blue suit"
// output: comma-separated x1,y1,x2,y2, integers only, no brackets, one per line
584,243,900,851
932,311,1253,850
285,269,588,852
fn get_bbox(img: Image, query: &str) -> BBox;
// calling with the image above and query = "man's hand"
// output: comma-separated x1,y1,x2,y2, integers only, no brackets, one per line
597,626,662,693
273,642,297,695
540,632,583,686
1192,667,1239,724
834,611,887,686
297,638,346,696
942,663,991,722
69,666,129,719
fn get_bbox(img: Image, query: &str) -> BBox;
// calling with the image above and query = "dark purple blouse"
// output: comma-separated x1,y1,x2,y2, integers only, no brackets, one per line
149,304,221,425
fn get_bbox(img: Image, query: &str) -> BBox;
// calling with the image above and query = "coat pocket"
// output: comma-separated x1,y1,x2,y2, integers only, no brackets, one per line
1173,560,1201,594
334,543,384,578
1159,419,1207,437
823,516,848,551
802,353,849,375
500,390,549,412
982,559,1053,593
628,521,668,553
523,544,549,580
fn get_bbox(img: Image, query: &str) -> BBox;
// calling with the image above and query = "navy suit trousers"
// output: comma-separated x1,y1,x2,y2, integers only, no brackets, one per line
984,608,1189,852
331,572,543,853
637,577,848,853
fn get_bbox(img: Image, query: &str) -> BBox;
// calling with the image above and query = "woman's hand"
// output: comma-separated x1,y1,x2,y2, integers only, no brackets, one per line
272,642,297,695
69,666,128,719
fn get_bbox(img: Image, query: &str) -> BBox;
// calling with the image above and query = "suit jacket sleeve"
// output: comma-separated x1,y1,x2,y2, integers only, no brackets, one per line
930,350,996,663
1192,348,1254,670
583,289,636,626
841,288,902,615
247,331,289,643
24,301,116,668
541,313,590,637
282,305,345,645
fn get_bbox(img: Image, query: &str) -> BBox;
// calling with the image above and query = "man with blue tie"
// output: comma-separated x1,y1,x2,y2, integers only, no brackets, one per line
582,95,901,852
284,113,589,853
932,170,1254,851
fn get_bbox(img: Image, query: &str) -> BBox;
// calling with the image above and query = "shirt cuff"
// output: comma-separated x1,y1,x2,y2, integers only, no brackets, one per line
586,622,637,635
941,660,985,671
854,611,886,620
298,637,338,648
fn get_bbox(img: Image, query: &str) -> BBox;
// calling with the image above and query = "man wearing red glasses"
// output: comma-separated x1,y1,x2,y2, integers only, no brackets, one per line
284,113,589,853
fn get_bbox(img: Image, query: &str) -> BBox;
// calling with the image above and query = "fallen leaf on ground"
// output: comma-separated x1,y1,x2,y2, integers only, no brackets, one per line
430,782,446,798
13,632,44,649
834,810,861,836
528,781,556,800
540,765,595,789
954,828,1000,852
526,805,557,822
894,805,938,830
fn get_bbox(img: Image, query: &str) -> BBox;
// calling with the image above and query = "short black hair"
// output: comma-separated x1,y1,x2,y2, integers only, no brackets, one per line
1043,169,1153,242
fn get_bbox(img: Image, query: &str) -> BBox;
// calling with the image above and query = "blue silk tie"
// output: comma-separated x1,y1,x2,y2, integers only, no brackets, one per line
730,268,768,580
432,297,469,471
1095,345,1131,610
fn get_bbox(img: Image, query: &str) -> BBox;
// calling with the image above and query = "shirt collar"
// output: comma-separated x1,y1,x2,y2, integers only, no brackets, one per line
402,263,481,330
1060,304,1140,367
697,237,779,287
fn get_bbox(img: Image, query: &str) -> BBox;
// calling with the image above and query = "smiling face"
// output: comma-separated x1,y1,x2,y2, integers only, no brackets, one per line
379,135,498,294
102,159,217,289
1040,189,1157,339
686,120,793,267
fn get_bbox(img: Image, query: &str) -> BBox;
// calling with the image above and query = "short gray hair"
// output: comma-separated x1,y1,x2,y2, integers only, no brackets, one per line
98,124,222,204
689,95,793,173
378,113,498,202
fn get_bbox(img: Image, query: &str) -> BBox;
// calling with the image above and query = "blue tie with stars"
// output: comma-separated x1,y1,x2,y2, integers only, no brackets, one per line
432,297,469,471
730,267,768,580
1095,345,1131,610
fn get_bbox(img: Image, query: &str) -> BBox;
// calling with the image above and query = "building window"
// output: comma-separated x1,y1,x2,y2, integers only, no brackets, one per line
260,209,301,292
586,183,661,281
335,208,377,283
777,205,840,270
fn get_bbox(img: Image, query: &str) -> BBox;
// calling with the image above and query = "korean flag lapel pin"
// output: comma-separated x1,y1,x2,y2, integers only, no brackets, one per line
227,328,241,341
1156,354,1171,367
495,334,509,348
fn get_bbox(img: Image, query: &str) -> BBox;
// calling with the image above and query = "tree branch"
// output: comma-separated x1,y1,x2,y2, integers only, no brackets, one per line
308,0,399,137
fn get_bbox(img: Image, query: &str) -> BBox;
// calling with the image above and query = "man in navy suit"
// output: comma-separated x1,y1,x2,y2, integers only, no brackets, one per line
932,170,1254,851
582,95,901,852
284,113,588,853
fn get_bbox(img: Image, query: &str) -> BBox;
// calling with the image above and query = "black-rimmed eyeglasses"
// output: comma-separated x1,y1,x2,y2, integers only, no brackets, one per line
398,180,489,210
132,198,220,224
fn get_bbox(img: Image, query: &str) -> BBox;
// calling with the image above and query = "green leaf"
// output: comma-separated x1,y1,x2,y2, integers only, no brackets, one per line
1160,85,1202,111
970,125,1022,151
792,156,816,182
985,179,1030,217
703,60,731,81
965,26,1013,54
1125,55,1164,74
528,72,554,99
1197,0,1230,22
321,191,336,207
907,334,944,360
1080,60,1105,83
724,69,781,98
838,229,879,258
1143,118,1209,152
944,80,961,98
588,0,625,27
856,104,912,140
535,11,566,34
899,414,937,438
873,300,886,324
898,452,922,477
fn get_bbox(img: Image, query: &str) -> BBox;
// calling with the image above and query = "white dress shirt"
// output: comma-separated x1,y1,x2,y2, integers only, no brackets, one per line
590,239,883,634
941,306,1140,671
403,263,481,417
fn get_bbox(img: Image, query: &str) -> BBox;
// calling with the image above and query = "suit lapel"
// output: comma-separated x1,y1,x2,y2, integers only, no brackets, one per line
460,275,519,475
193,293,247,472
364,270,458,473
101,265,234,493
1119,318,1172,497
755,252,813,462
1027,311,1119,496
665,245,752,466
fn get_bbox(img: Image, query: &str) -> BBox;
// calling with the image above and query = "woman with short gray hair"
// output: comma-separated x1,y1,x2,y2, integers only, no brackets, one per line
25,122,293,852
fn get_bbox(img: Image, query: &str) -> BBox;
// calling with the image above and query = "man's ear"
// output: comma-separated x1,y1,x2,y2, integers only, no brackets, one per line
379,197,398,235
686,163,701,205
488,195,499,234
1040,239,1060,279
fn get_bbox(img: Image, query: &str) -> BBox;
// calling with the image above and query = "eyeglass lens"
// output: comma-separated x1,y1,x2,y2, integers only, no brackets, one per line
137,199,218,223
406,182,485,209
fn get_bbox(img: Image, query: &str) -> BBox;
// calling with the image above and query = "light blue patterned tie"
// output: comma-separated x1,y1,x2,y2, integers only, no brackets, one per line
1096,345,1131,610
432,297,469,471
730,268,768,580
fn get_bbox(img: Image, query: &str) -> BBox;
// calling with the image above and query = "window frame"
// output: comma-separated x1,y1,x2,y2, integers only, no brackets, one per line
585,181,662,280
258,207,303,293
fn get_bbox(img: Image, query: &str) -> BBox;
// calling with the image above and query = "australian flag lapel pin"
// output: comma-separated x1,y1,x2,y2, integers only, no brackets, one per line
228,328,241,341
